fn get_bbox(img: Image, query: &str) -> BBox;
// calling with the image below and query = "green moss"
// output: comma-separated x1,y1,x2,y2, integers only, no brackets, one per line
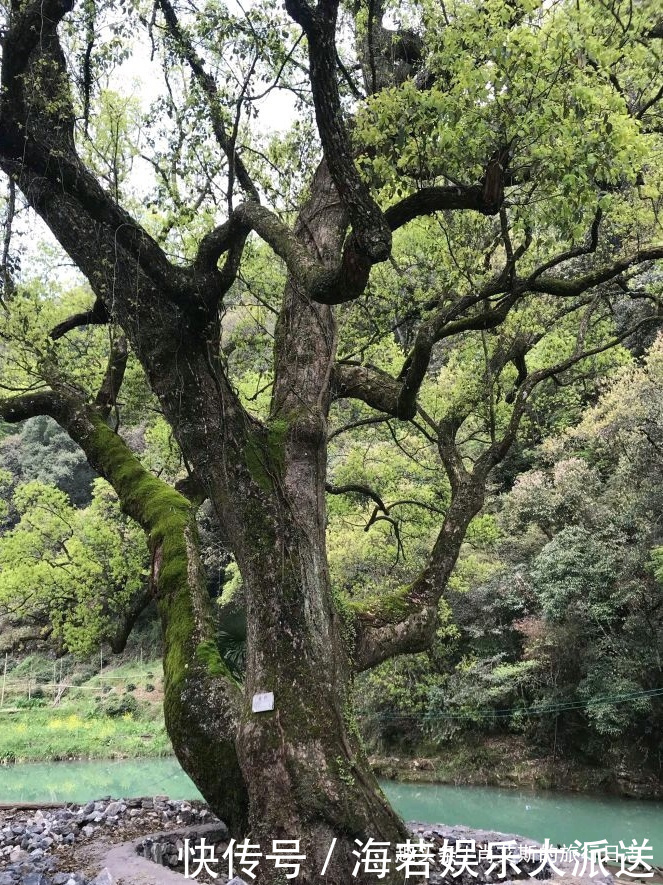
244,418,288,492
195,639,229,677
76,415,248,832
343,698,364,748
342,584,414,625
219,561,243,605
335,754,356,786
84,416,233,689
87,418,190,534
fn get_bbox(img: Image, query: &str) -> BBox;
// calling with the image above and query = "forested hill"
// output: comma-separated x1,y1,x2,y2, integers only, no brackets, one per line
356,339,663,788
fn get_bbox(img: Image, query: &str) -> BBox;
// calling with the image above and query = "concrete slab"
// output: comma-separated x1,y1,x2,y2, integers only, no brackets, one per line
101,822,226,884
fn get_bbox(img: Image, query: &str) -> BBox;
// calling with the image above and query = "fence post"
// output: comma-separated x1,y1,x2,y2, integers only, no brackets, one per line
0,654,6,709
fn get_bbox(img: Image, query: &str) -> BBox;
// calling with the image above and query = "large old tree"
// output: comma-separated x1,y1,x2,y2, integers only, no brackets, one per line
0,0,662,879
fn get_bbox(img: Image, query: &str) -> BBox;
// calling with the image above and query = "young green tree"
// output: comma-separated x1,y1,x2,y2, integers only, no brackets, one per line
0,477,149,654
0,0,661,879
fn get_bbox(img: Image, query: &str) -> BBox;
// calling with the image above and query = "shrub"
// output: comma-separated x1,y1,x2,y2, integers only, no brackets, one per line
100,695,139,718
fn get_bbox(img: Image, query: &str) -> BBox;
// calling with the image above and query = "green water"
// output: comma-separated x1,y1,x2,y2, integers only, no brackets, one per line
0,757,661,862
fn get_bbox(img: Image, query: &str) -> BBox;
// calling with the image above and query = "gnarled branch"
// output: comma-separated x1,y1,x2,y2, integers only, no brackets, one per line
0,386,247,834
50,298,110,341
156,0,260,204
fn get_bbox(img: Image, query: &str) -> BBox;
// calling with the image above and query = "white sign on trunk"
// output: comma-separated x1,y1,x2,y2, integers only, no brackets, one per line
252,691,275,713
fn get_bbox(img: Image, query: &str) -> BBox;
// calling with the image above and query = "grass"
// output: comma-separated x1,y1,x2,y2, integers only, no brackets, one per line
0,653,172,764
0,705,171,763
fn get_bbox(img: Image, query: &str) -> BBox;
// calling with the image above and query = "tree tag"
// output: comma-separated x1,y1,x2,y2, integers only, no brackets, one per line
252,692,275,713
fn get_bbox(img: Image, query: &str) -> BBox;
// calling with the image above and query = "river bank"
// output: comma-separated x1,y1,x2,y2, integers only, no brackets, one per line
2,655,660,803
370,749,663,801
3,704,661,802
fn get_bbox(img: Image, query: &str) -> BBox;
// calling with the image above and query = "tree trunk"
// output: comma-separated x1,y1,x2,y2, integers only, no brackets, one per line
195,157,409,881
233,502,408,883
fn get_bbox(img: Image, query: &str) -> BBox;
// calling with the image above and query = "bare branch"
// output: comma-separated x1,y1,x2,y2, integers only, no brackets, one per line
384,184,503,229
333,363,406,417
328,415,390,440
527,246,663,297
476,314,661,475
528,208,603,281
156,0,260,203
284,0,392,262
0,391,65,424
325,481,388,513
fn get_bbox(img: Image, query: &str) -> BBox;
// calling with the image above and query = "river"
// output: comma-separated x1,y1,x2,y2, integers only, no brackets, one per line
0,757,661,863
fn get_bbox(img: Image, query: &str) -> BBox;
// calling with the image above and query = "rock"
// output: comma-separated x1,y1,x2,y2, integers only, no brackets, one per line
92,870,114,885
21,874,47,885
104,802,123,818
227,878,249,885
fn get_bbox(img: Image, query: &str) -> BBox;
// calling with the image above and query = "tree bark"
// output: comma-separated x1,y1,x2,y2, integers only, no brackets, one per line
234,504,407,882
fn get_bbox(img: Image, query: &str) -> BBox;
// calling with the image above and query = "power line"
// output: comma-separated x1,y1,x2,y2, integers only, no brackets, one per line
356,687,663,722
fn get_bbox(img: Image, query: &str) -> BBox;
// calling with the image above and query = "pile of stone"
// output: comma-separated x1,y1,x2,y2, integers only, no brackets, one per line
0,796,215,885
408,823,549,885
0,800,616,885
136,822,228,870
